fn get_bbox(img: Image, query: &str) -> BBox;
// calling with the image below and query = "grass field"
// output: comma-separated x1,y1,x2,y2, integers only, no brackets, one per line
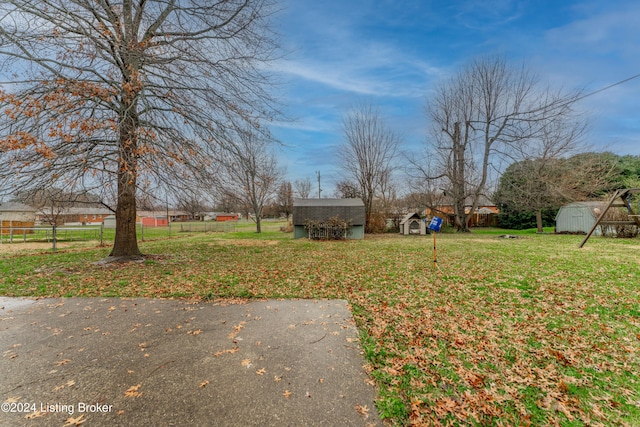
1,223,638,426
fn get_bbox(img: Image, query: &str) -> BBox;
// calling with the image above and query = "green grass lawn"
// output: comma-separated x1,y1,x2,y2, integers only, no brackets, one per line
1,225,638,426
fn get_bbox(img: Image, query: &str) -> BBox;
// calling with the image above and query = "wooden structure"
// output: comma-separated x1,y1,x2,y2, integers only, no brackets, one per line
579,189,640,248
399,212,427,235
292,198,365,239
0,202,36,234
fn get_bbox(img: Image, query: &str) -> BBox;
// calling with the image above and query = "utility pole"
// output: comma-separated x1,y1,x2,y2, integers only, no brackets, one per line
316,170,322,198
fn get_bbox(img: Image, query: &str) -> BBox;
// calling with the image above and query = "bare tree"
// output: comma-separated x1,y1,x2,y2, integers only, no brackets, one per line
293,177,312,199
215,194,240,215
0,0,280,258
176,194,207,221
338,103,400,233
216,131,282,233
276,181,293,218
425,56,582,231
334,180,362,199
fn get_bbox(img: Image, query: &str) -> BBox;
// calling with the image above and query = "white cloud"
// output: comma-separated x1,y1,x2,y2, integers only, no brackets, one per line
545,2,640,58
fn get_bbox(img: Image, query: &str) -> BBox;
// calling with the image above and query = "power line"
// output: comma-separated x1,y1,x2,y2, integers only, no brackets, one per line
576,72,640,102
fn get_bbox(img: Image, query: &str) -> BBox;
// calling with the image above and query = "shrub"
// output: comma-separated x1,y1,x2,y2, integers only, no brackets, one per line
601,208,639,238
303,217,352,240
497,209,556,230
366,212,387,234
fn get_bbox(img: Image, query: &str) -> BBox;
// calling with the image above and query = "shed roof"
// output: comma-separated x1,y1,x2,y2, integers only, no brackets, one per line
0,202,37,212
400,212,421,225
292,198,365,226
562,201,607,208
293,198,364,207
36,206,113,216
556,201,608,219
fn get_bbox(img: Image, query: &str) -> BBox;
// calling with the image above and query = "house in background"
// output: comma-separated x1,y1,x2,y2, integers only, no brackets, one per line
292,198,366,239
214,212,239,222
68,207,112,225
137,211,169,227
35,207,112,225
168,210,192,222
0,202,36,234
424,195,499,227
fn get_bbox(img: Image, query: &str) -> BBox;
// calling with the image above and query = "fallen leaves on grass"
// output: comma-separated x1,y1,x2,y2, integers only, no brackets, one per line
5,229,640,426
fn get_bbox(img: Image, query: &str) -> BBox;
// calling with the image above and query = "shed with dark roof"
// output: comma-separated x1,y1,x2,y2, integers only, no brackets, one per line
292,198,365,239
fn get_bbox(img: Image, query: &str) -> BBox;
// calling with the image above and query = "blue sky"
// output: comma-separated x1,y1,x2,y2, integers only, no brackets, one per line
269,0,640,194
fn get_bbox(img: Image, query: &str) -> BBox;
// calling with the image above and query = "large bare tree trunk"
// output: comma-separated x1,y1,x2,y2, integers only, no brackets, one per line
110,112,142,258
535,209,544,233
111,169,141,257
451,122,471,232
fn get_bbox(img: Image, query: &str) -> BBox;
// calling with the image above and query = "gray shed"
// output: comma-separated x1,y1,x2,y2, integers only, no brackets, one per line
292,198,365,239
555,201,607,235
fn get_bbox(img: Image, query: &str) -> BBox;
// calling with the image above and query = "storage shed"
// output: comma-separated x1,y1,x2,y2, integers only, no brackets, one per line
292,198,365,239
555,201,607,235
103,215,117,229
0,202,36,234
399,212,427,235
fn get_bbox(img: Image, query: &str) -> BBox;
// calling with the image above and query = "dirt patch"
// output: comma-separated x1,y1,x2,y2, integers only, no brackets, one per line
92,254,169,269
209,239,280,247
0,242,81,254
